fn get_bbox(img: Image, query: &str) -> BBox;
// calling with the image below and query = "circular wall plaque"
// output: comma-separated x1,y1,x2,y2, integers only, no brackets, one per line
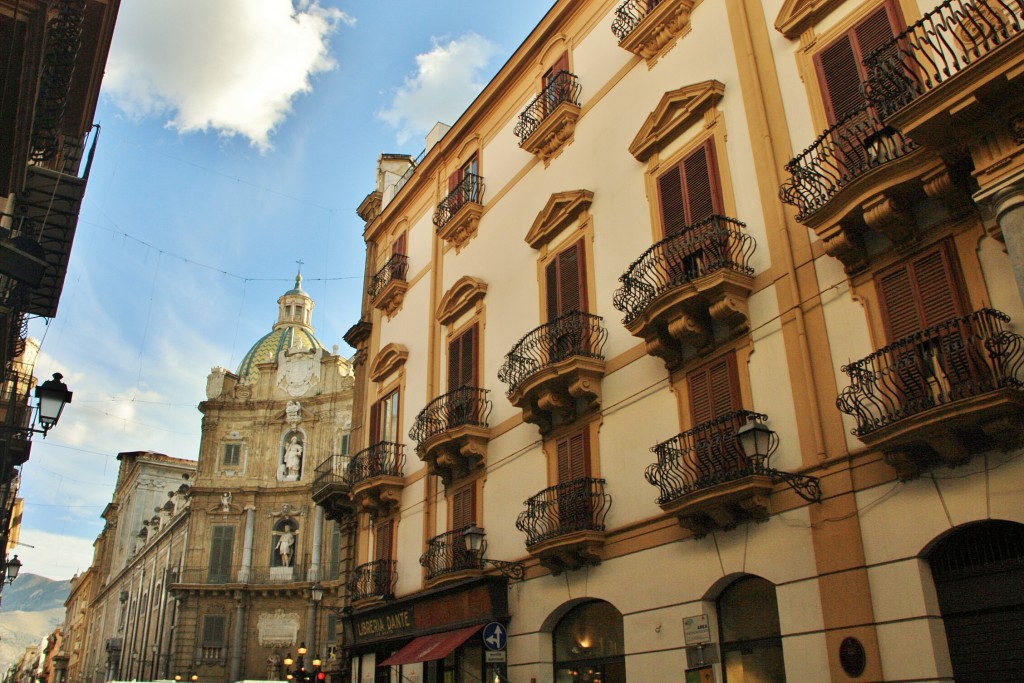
839,637,866,677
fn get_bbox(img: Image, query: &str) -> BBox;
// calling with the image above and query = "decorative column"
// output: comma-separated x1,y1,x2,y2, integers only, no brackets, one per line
309,505,324,582
240,505,256,582
306,596,318,662
229,591,247,682
989,185,1024,306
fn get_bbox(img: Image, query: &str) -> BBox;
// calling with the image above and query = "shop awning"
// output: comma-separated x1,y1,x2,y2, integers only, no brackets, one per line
378,624,483,666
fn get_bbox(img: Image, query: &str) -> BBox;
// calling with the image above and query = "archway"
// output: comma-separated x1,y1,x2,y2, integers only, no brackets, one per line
717,575,786,682
925,519,1024,681
552,600,625,683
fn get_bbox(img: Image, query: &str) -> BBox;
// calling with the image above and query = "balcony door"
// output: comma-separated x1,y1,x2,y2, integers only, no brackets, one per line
687,354,742,483
546,239,588,363
657,140,724,281
556,429,592,533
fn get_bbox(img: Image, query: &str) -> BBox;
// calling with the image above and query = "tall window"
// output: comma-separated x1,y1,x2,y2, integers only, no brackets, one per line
717,576,786,682
546,239,588,320
687,353,741,426
222,443,241,467
448,325,478,390
815,2,902,124
328,522,342,581
448,155,480,207
876,241,967,342
543,51,571,114
657,140,723,237
201,615,226,660
556,429,591,484
208,526,234,584
370,389,401,443
451,485,476,530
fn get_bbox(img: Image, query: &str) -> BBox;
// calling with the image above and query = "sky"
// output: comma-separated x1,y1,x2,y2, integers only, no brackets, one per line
12,0,556,582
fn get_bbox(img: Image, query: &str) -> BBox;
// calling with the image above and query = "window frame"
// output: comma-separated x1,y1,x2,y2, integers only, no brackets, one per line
656,137,724,238
447,323,479,391
221,442,241,468
544,237,589,320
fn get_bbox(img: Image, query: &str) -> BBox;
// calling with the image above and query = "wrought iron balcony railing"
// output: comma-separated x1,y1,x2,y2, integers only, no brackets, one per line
348,442,405,487
864,0,1024,119
312,454,353,499
612,215,756,325
30,0,86,164
348,560,397,601
611,0,665,42
409,387,491,446
368,253,409,301
837,309,1024,436
780,105,918,221
433,173,484,229
420,526,483,581
514,71,583,144
515,478,611,547
647,410,773,504
497,311,608,397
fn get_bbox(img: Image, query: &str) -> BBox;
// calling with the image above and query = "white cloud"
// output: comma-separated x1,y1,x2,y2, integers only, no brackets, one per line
379,33,499,145
103,0,351,150
12,530,97,581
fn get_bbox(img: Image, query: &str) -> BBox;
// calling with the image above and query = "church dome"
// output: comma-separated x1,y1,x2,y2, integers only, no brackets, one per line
236,273,327,383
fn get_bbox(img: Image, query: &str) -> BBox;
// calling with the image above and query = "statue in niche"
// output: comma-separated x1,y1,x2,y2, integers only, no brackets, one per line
276,524,296,567
283,436,303,480
220,492,232,512
266,653,282,680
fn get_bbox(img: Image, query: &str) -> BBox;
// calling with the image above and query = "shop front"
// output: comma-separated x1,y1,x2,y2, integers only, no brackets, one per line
347,576,510,683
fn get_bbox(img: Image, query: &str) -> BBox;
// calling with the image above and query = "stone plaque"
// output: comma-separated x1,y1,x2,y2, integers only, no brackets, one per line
257,609,300,647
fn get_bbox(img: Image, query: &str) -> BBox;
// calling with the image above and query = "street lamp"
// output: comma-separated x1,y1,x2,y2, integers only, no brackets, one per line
33,373,72,435
462,526,525,581
736,418,821,503
5,555,21,583
284,643,324,683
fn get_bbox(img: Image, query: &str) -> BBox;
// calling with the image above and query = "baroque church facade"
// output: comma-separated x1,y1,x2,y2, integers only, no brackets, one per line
70,276,355,683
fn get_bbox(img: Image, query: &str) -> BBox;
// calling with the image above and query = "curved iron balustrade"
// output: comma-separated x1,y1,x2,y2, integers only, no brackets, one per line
347,442,405,487
779,105,918,221
433,173,485,229
611,0,664,42
514,71,583,144
837,309,1024,436
348,560,397,601
497,311,608,398
646,410,775,504
312,454,353,499
368,253,409,301
419,526,483,580
408,386,491,447
612,215,756,325
864,0,1024,119
30,0,86,163
515,478,611,547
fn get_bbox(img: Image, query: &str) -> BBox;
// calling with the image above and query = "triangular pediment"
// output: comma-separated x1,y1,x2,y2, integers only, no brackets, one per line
368,343,409,383
629,80,725,162
437,276,488,326
775,0,845,38
525,190,595,249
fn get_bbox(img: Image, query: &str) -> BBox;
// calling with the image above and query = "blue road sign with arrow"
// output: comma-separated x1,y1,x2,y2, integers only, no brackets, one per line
482,622,507,651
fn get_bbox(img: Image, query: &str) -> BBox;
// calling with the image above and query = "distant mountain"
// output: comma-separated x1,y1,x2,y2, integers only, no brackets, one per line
1,573,70,612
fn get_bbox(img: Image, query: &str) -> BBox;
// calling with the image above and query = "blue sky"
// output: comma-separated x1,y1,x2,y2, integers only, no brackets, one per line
15,0,555,581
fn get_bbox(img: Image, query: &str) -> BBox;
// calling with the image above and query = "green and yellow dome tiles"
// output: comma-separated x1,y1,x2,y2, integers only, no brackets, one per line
236,272,327,384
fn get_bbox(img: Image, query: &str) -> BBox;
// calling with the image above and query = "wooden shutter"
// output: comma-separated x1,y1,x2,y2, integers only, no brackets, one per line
877,242,966,341
374,519,393,561
816,3,901,124
687,354,741,426
208,526,234,579
392,232,407,256
545,239,588,320
658,166,688,237
556,429,591,483
451,486,476,529
658,140,723,237
202,615,226,647
448,325,477,390
369,401,381,443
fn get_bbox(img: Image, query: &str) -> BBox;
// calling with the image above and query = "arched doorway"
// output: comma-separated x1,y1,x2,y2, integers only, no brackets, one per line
553,600,625,683
926,520,1024,682
717,575,786,682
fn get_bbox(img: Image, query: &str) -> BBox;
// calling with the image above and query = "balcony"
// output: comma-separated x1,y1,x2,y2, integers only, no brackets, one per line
613,216,756,371
433,173,485,250
311,454,354,520
837,309,1024,480
348,442,406,513
864,0,1024,149
348,560,397,603
497,311,608,434
171,563,312,587
420,526,485,586
611,0,696,62
515,478,611,574
514,71,582,163
409,387,492,486
647,411,812,537
369,253,409,317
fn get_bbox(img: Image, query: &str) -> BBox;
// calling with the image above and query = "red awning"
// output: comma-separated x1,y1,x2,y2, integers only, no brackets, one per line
378,625,482,666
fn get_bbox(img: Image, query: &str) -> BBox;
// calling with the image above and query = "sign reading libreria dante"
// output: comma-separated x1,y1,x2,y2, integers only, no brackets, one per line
355,609,415,639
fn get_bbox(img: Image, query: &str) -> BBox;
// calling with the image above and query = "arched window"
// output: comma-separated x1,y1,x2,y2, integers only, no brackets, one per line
272,518,298,568
926,520,1024,681
553,600,625,683
717,575,786,682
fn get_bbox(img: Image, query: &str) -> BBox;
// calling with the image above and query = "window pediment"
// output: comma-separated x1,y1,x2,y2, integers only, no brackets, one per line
775,0,845,38
629,80,725,162
436,276,488,326
525,190,595,250
368,344,409,383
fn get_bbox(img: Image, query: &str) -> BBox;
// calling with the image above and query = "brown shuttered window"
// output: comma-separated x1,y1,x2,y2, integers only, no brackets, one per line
208,526,235,582
815,2,902,124
556,428,591,483
546,239,588,320
687,354,742,426
451,485,476,529
392,231,407,256
202,615,226,647
372,389,400,443
448,325,478,390
657,140,723,238
375,519,394,561
877,241,967,341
